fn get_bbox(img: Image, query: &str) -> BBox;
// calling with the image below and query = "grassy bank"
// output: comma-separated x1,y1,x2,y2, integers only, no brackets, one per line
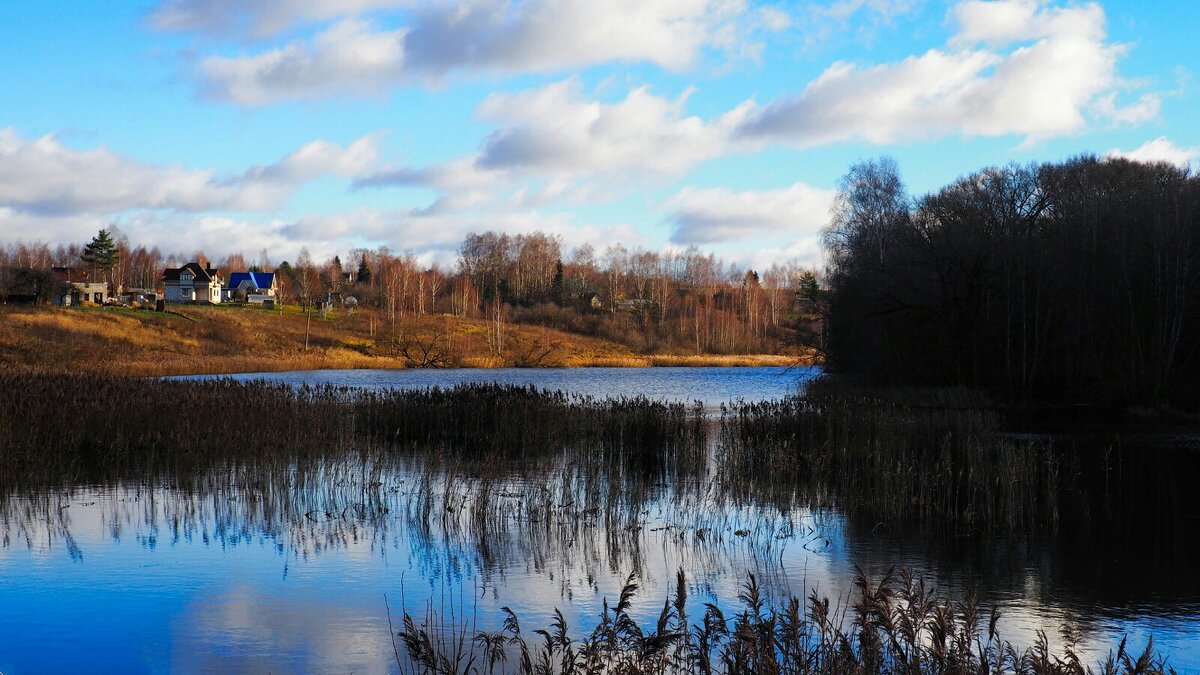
0,304,804,376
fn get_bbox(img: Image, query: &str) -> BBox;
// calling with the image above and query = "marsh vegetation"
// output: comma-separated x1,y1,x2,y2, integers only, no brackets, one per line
1,371,1195,670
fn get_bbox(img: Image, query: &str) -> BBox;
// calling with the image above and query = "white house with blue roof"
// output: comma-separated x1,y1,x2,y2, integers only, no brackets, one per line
223,271,277,304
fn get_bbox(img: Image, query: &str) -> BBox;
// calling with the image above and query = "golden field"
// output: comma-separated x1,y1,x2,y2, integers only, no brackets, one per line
0,304,808,376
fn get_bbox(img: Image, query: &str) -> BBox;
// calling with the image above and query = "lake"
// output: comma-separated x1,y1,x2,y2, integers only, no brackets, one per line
171,365,820,408
2,367,1198,673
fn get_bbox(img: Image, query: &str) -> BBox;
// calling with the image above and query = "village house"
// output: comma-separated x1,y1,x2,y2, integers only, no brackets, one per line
615,298,651,312
223,271,277,304
51,266,107,306
163,262,222,304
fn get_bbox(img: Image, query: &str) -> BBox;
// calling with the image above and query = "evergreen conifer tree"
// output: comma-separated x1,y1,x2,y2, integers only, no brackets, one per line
551,259,565,304
357,254,372,285
797,270,821,303
80,228,120,290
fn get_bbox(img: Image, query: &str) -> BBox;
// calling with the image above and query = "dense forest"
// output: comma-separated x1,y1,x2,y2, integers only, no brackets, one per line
824,155,1200,410
0,231,822,357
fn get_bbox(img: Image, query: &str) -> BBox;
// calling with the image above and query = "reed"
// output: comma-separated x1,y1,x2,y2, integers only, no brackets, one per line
716,382,1065,531
0,372,705,490
390,567,1177,674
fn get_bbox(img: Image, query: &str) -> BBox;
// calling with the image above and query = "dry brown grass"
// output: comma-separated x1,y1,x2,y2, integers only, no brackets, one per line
0,304,815,375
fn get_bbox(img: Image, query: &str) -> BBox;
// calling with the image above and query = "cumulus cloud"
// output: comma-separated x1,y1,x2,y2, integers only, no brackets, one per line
361,0,1163,210
199,19,409,105
358,77,754,204
0,127,379,217
281,205,643,261
1107,137,1200,168
737,0,1158,145
188,0,754,105
473,78,748,176
666,182,836,244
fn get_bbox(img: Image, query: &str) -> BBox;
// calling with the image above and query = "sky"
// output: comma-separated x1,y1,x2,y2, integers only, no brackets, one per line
0,0,1197,270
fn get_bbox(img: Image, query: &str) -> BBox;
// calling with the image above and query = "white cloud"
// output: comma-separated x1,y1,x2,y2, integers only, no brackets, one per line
237,134,381,183
817,0,923,22
357,77,755,206
147,0,412,38
948,0,1052,46
473,77,747,176
281,206,650,268
1106,137,1200,168
0,127,379,216
666,182,836,244
738,0,1157,145
1094,91,1162,126
199,19,409,105
756,6,792,32
189,0,755,105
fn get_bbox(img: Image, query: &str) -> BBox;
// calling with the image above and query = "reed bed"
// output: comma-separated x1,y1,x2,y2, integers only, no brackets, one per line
354,384,705,467
0,372,356,489
0,371,1120,535
391,567,1175,675
0,372,705,491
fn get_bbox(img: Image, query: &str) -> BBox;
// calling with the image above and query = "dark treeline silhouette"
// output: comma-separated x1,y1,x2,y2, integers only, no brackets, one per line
824,155,1200,410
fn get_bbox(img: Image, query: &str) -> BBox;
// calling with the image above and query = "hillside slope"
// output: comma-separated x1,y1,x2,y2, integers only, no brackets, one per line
0,305,804,376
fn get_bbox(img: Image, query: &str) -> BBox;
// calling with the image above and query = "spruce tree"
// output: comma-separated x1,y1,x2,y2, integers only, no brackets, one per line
797,270,821,303
357,254,372,285
551,259,565,304
80,229,120,289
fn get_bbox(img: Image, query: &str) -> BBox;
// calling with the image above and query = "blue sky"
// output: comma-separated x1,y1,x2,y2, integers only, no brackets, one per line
1,0,1196,269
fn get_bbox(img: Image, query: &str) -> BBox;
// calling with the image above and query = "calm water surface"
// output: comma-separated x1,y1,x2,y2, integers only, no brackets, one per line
175,366,818,407
2,367,1198,673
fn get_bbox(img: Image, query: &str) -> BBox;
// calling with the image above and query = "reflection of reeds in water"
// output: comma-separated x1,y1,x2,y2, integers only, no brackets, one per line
718,384,1063,531
390,567,1174,674
1,372,1187,669
0,372,1091,536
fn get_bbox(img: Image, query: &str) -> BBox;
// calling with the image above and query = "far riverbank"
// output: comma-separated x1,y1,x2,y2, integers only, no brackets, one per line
0,304,809,377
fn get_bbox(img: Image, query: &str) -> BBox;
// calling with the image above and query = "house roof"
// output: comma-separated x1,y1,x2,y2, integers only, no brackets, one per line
227,272,275,290
163,262,219,283
52,266,86,282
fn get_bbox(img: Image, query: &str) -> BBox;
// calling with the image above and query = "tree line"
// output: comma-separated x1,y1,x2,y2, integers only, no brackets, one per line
824,155,1200,409
0,228,822,356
